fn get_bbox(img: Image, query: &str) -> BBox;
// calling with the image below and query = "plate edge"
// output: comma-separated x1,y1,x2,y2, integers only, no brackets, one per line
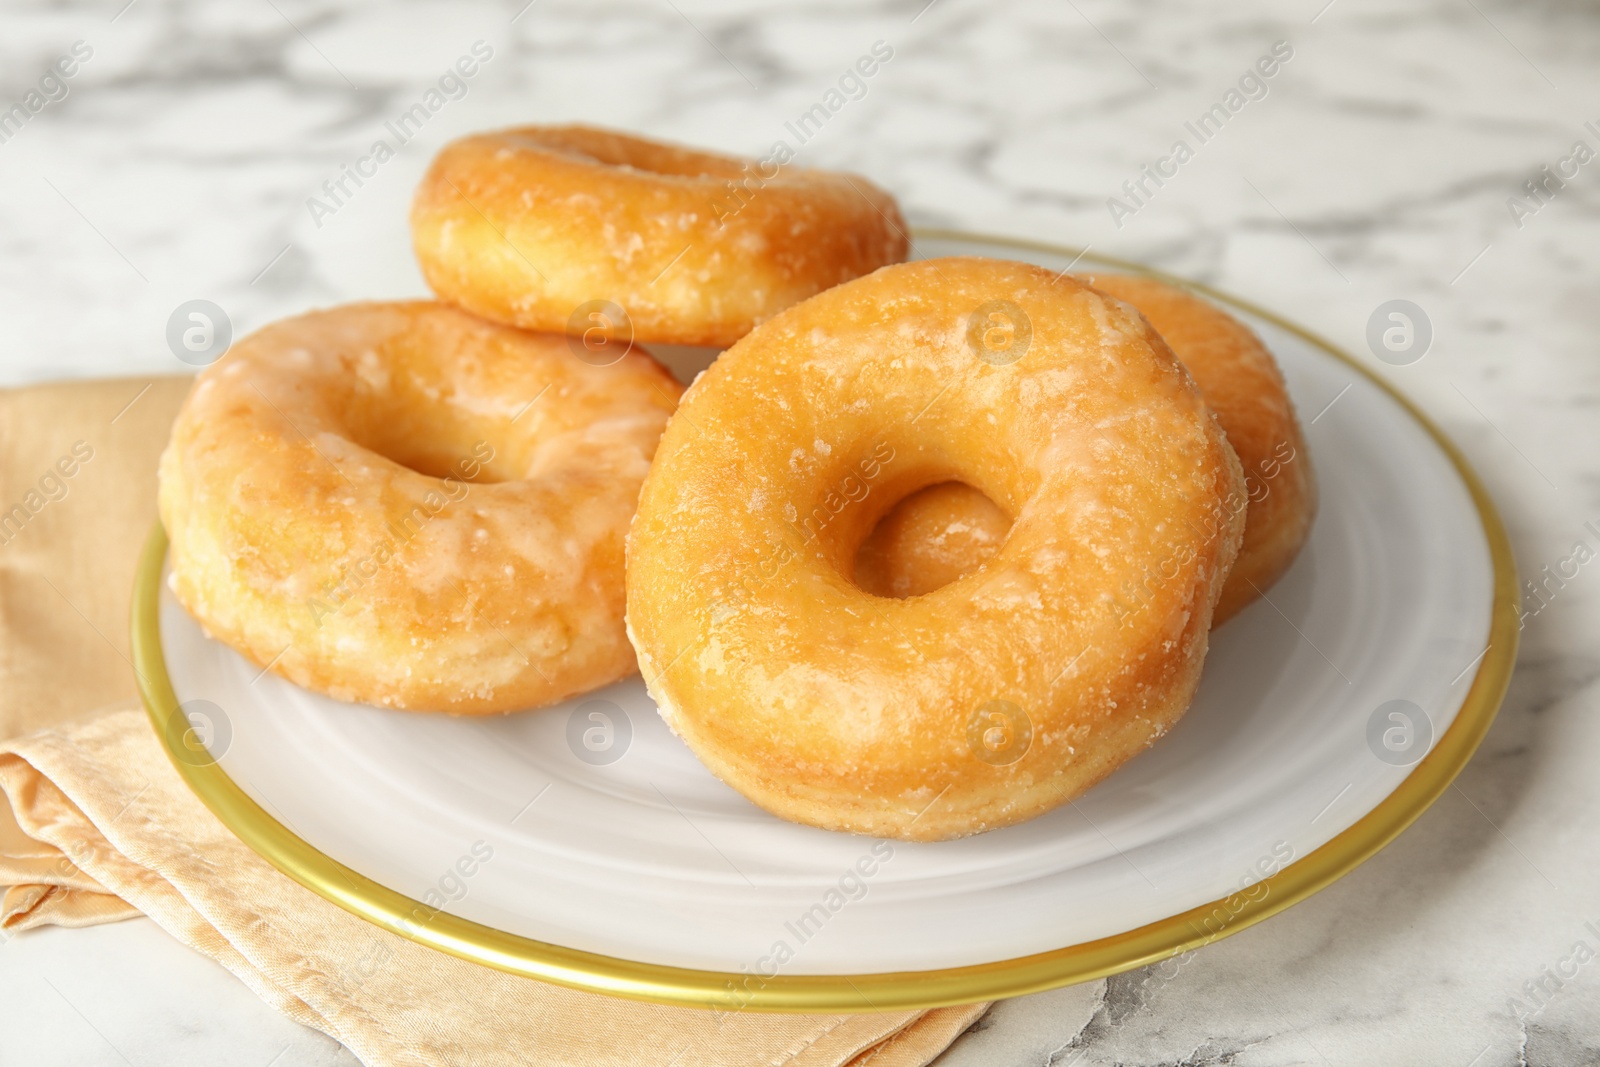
132,229,1520,1013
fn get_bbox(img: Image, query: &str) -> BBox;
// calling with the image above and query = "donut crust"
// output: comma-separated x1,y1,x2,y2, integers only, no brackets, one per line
412,125,909,348
158,301,681,714
855,273,1316,622
626,258,1246,841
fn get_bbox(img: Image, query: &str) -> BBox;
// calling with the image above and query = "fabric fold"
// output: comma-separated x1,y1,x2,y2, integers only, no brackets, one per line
0,376,989,1066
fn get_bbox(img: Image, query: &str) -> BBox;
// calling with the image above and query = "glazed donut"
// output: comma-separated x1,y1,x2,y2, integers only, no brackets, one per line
158,302,681,714
626,258,1247,841
855,273,1316,623
412,125,909,349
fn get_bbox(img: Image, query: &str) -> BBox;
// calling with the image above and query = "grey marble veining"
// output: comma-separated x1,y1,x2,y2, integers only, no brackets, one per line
2,0,1599,1063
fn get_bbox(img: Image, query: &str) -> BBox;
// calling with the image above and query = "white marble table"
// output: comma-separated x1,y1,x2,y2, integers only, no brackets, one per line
2,0,1598,1063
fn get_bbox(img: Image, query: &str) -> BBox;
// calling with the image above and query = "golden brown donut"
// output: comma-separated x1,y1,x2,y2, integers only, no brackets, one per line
411,125,909,348
158,301,682,714
626,258,1246,841
855,273,1316,623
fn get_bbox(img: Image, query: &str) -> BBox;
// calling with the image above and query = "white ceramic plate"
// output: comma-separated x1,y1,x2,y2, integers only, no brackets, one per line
140,232,1514,1007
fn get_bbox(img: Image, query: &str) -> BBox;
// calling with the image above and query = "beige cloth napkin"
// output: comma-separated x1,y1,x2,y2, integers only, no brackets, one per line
0,376,987,1067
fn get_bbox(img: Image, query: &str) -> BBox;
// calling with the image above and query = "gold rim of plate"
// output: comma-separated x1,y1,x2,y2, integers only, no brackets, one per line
132,230,1520,1014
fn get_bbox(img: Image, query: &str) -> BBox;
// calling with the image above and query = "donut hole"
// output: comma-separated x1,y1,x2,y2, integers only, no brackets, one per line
344,403,522,484
359,427,513,484
853,481,1012,599
508,127,749,182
